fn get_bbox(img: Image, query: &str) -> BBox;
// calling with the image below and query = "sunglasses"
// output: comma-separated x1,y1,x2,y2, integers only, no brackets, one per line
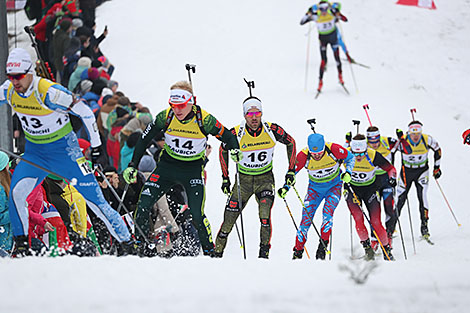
353,151,366,157
7,72,27,81
169,96,193,110
246,111,262,118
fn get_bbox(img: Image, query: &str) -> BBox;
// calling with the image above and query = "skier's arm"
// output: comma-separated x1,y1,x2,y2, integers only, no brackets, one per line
131,110,166,167
219,128,236,179
295,149,308,173
203,114,239,150
330,143,355,174
41,83,101,148
300,7,318,25
0,81,9,108
373,152,397,179
427,135,441,168
270,123,296,172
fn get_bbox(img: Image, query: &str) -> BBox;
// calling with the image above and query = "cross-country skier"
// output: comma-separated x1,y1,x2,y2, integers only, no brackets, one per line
364,126,410,249
462,129,470,145
0,48,134,256
300,1,348,93
214,96,296,259
345,135,397,261
286,133,354,260
123,81,239,257
392,121,441,240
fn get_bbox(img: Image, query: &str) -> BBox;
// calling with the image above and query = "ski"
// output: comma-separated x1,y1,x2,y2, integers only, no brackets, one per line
421,235,435,245
342,58,371,69
340,83,350,95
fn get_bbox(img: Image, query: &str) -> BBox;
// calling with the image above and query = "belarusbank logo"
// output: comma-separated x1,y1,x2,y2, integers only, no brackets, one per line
167,128,172,132
242,143,247,149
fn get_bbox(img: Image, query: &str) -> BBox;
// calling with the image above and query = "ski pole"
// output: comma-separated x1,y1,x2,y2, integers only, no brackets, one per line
94,167,150,245
399,154,417,255
434,179,461,227
352,120,360,135
24,26,55,81
304,23,312,92
349,213,353,258
185,63,196,92
338,22,358,93
224,189,244,249
346,183,392,261
329,228,333,260
0,148,77,186
116,183,129,214
410,108,417,121
362,104,373,127
282,198,311,259
235,166,247,259
243,78,255,97
393,188,408,260
292,186,331,256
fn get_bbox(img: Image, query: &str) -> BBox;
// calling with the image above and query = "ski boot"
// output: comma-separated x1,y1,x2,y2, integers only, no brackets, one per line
137,240,158,258
293,248,304,260
213,251,223,258
203,245,216,258
361,239,375,261
119,237,138,256
370,237,379,252
259,244,270,259
383,245,395,261
421,220,430,238
338,72,345,85
12,235,31,258
317,79,323,92
315,239,329,260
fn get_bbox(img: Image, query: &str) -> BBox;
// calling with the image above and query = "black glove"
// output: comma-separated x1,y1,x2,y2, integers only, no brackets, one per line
433,167,442,179
221,177,231,195
396,129,404,139
345,131,352,143
285,171,296,187
91,146,101,168
389,177,397,187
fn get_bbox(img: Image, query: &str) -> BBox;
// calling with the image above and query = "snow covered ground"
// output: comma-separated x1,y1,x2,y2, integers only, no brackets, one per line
1,1,470,312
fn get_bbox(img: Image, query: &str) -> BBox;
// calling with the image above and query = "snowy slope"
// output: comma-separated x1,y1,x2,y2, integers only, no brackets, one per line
1,1,470,312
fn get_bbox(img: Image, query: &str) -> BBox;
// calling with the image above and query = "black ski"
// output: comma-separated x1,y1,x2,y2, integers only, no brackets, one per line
421,235,435,245
342,58,371,69
340,83,350,95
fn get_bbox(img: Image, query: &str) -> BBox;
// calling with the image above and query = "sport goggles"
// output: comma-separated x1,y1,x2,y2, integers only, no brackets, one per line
246,111,262,118
352,151,366,157
367,135,380,144
7,72,27,81
169,96,193,109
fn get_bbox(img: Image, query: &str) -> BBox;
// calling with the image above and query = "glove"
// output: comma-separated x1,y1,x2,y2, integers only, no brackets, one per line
123,166,137,184
229,149,243,163
340,172,352,183
221,177,231,195
396,128,404,140
463,129,470,145
285,171,296,187
389,177,397,187
433,167,442,179
91,146,101,168
345,131,352,143
277,187,289,199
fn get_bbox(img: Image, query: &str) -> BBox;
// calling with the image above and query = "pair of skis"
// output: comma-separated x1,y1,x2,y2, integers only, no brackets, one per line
315,80,350,99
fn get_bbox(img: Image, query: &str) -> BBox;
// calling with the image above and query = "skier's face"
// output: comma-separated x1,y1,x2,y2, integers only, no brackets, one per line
245,109,262,130
409,132,422,143
311,151,325,161
172,103,193,120
8,72,33,94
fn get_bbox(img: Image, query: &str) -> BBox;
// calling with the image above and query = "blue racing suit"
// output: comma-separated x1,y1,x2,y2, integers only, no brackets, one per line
0,76,130,243
294,143,354,250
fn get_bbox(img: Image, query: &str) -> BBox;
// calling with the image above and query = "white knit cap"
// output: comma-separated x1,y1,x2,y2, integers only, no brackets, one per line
350,138,368,153
6,48,33,74
169,89,194,105
243,98,262,115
